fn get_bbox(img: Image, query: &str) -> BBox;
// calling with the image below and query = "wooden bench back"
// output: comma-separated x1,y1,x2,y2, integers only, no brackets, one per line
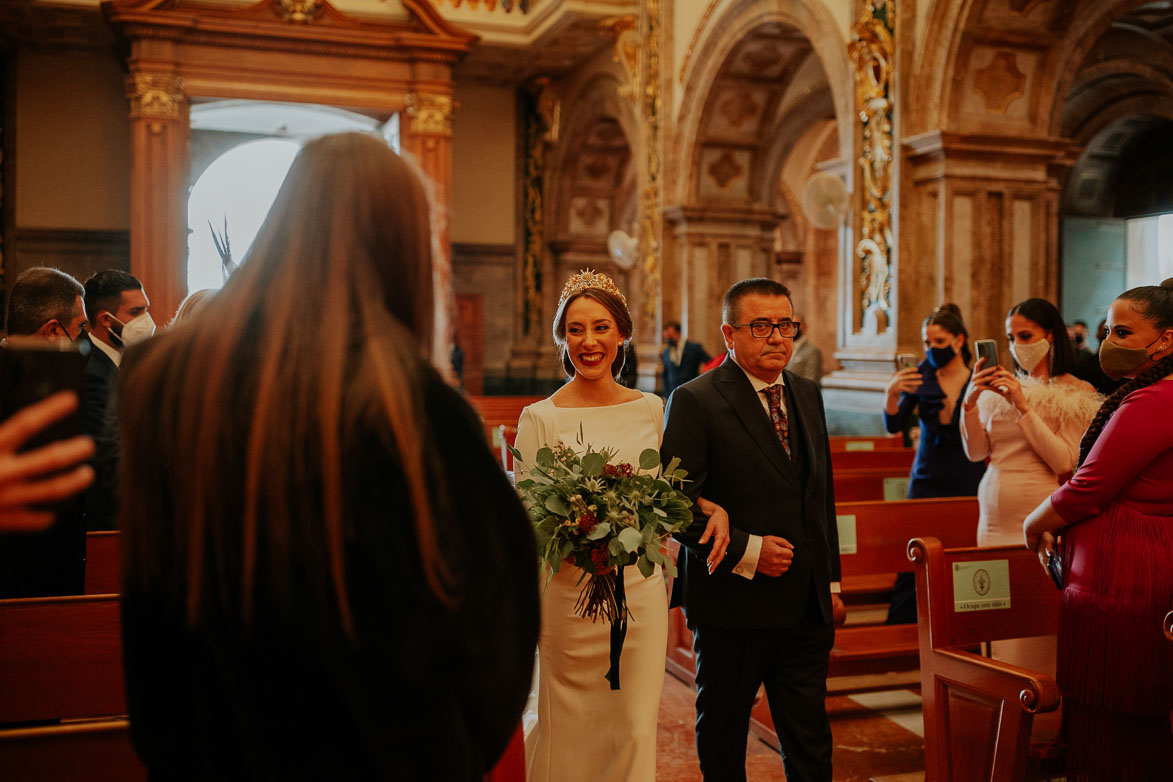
830,448,915,472
911,538,1059,648
828,434,905,451
85,531,120,595
833,467,913,502
911,537,1063,782
0,719,145,782
0,594,125,724
837,498,978,577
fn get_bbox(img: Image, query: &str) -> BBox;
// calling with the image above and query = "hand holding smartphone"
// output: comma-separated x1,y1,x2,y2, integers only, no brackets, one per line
896,353,917,371
974,339,998,370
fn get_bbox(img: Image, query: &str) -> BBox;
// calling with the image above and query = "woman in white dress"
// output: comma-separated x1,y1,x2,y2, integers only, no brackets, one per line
516,271,729,782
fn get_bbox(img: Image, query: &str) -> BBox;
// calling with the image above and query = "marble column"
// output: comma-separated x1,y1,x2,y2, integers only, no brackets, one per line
902,131,1075,364
125,72,189,327
402,91,456,368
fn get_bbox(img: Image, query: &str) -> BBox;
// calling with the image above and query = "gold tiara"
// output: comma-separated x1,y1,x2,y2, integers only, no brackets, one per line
559,269,627,307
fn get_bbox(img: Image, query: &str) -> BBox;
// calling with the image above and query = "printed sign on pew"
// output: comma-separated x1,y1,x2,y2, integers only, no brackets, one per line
952,560,1011,612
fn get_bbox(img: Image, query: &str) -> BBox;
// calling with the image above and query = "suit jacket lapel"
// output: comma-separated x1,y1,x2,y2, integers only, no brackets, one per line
714,359,800,490
784,371,821,498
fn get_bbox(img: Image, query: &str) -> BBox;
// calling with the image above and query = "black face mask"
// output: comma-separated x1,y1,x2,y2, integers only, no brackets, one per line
1073,334,1085,346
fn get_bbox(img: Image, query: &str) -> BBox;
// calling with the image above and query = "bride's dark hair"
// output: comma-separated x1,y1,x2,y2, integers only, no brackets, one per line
552,288,633,380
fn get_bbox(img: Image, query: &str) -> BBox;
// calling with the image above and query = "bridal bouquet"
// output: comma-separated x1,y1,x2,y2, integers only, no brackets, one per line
508,435,693,624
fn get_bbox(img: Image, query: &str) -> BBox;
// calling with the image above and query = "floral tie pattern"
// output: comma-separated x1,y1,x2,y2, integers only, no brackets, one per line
763,384,791,459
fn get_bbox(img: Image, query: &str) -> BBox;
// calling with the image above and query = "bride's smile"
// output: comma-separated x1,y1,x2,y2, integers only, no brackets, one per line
565,296,621,380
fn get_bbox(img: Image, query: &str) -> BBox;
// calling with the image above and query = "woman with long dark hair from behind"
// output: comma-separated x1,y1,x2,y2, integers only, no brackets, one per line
1024,279,1173,780
118,133,539,780
882,303,986,623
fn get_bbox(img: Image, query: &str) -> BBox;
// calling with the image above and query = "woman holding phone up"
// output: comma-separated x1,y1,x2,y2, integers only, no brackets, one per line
883,304,986,623
959,298,1099,676
961,298,1100,548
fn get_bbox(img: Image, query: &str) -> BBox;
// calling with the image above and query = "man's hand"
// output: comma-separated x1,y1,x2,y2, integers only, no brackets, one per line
756,535,795,577
832,593,847,625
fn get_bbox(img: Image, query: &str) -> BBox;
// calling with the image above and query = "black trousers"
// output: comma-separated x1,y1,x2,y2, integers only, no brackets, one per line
691,593,835,782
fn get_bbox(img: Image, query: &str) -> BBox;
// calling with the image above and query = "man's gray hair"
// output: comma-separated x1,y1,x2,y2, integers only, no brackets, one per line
5,267,85,335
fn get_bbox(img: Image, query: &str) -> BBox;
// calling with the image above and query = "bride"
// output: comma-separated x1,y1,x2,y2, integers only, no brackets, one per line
515,270,730,782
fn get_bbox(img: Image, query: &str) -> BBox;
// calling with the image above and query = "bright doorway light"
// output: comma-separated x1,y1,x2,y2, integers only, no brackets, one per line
187,138,301,292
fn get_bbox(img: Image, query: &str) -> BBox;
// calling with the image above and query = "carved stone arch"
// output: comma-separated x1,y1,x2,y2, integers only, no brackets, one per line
754,85,836,210
671,0,853,208
546,73,637,241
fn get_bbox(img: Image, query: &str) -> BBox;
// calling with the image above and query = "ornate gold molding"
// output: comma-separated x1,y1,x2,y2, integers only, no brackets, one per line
273,0,321,23
405,93,455,137
678,0,721,86
848,0,895,326
125,74,185,121
638,0,663,326
600,15,640,101
520,85,547,337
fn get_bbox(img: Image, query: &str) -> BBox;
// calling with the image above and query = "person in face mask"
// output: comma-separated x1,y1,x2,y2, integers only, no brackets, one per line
1023,278,1173,781
79,270,153,530
958,298,1101,681
882,303,987,624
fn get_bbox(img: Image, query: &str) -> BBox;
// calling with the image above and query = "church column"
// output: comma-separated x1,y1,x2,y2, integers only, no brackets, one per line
402,90,456,367
902,131,1075,362
662,206,781,360
125,72,189,327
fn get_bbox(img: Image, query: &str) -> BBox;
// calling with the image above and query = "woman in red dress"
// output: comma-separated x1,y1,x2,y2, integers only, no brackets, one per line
1024,278,1173,781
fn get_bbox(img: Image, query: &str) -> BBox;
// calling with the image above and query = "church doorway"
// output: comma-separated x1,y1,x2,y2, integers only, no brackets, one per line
185,101,395,295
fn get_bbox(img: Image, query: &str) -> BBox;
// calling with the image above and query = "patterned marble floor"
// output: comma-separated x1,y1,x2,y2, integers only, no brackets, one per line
655,673,925,782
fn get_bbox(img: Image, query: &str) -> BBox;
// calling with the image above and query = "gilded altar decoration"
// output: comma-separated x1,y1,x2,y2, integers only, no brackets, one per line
125,74,185,121
638,0,663,326
848,0,895,324
274,0,320,23
521,82,554,337
404,93,455,137
600,16,640,101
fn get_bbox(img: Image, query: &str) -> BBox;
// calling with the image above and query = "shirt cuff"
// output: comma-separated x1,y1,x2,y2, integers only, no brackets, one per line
830,581,841,594
732,534,762,579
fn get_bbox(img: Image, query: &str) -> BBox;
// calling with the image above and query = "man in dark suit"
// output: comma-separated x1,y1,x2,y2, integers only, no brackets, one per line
661,278,842,782
0,267,91,596
662,321,710,396
81,270,154,530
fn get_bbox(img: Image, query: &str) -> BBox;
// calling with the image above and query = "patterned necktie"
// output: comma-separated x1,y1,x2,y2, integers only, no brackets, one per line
763,384,791,458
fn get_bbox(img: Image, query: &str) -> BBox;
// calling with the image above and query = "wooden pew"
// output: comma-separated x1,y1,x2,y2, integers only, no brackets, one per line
746,498,979,745
85,531,120,595
833,467,913,502
0,594,125,724
467,395,543,469
910,537,1063,782
0,719,145,782
830,448,915,472
829,434,906,452
666,498,981,748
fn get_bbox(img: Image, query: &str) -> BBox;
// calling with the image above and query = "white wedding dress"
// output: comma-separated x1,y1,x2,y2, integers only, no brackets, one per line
514,392,668,782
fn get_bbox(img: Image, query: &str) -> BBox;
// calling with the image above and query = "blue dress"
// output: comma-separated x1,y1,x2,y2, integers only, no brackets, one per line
883,360,986,499
882,360,985,624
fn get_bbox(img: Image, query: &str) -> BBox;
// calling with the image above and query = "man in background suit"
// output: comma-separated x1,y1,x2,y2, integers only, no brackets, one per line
0,267,92,596
661,278,842,782
661,321,710,396
81,270,154,529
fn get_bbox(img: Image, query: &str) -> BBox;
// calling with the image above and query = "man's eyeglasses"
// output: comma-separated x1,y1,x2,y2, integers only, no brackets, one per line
732,320,800,339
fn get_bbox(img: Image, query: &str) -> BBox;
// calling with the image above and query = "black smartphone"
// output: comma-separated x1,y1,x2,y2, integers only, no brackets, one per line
1046,547,1064,590
0,337,90,449
975,339,998,369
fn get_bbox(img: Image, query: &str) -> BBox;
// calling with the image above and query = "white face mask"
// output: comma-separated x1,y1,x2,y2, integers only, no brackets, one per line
1010,339,1050,373
110,312,157,348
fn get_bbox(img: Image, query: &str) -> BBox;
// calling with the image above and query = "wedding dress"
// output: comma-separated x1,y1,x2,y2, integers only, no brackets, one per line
514,392,668,782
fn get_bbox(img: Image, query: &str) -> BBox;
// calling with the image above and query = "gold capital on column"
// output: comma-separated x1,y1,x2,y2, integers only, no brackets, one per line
125,74,185,121
405,93,455,137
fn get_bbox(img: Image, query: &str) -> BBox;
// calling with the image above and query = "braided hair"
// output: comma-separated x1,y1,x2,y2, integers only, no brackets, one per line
1076,278,1173,467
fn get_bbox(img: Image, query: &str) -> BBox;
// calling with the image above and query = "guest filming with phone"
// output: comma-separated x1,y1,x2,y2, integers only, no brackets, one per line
959,298,1099,676
1023,279,1173,782
882,303,986,624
